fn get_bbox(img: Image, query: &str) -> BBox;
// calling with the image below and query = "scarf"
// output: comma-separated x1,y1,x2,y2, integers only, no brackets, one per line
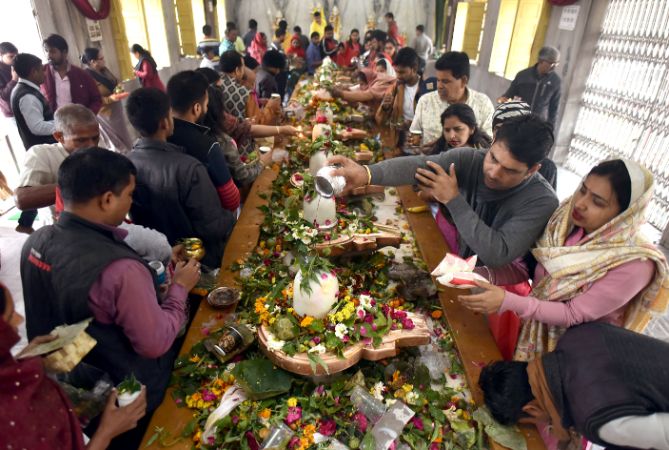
527,358,571,443
86,67,117,93
134,52,157,72
287,34,305,59
249,33,268,64
0,320,85,450
515,160,669,361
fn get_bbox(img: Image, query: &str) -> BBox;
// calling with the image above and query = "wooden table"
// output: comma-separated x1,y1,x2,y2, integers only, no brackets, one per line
141,128,544,448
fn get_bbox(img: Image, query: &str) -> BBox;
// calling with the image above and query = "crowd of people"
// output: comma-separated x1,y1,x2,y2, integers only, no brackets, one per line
0,8,667,450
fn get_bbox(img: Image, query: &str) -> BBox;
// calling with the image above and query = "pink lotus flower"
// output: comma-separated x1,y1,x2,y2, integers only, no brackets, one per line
371,323,378,331
357,309,365,319
314,385,325,396
411,416,424,431
359,325,367,336
319,418,336,436
285,406,302,425
353,412,368,432
401,318,415,330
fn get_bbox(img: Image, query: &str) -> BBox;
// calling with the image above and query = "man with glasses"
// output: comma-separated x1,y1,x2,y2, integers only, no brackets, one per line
498,46,562,129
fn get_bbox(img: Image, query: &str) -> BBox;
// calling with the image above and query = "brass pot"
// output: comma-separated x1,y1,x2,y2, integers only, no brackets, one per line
181,238,206,261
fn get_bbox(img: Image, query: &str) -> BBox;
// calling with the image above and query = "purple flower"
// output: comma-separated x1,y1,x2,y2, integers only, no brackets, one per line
314,385,325,396
232,415,239,425
402,318,415,329
285,406,302,425
288,436,300,449
312,336,321,344
342,335,350,343
411,416,424,431
364,314,374,324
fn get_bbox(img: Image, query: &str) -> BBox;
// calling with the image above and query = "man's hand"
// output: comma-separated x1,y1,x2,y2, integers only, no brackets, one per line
497,96,509,104
328,155,368,194
173,259,201,291
109,92,129,102
17,334,57,358
457,279,506,314
330,87,343,98
381,91,394,109
414,161,459,204
279,125,299,136
91,388,147,448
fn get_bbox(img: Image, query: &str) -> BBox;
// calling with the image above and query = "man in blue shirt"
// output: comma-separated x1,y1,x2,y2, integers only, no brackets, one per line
306,32,322,75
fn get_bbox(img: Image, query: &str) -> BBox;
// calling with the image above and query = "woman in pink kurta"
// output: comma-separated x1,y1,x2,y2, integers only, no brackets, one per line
460,159,669,361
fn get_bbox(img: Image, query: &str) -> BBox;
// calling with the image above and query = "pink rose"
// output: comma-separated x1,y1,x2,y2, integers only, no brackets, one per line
353,412,368,432
285,406,302,425
319,418,337,436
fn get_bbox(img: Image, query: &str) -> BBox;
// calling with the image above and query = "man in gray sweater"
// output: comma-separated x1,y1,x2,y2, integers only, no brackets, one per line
330,115,558,268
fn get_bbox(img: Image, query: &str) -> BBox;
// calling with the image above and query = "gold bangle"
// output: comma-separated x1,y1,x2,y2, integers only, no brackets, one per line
364,165,372,185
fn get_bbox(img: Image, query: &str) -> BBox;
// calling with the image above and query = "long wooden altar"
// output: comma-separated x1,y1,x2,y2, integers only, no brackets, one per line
140,160,544,448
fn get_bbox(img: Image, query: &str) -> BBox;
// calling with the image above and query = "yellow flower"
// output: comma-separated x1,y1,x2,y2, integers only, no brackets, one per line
269,317,277,325
193,430,202,443
189,354,201,363
287,397,298,407
300,316,314,328
402,384,413,393
259,408,272,420
302,423,316,439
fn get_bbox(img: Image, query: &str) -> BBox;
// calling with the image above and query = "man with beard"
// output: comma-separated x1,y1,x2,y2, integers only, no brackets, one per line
166,71,240,213
41,34,101,114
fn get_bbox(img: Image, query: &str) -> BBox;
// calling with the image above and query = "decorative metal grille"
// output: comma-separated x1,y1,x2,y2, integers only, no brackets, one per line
565,0,669,231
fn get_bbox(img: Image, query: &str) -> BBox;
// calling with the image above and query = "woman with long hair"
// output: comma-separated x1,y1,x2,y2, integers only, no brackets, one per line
432,103,492,153
80,47,133,153
131,44,164,91
461,159,669,362
337,28,361,67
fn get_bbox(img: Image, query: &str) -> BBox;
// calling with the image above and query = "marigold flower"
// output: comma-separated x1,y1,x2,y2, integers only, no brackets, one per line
300,316,314,328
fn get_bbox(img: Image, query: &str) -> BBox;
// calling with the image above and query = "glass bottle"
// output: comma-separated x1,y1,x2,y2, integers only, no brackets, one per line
204,323,255,364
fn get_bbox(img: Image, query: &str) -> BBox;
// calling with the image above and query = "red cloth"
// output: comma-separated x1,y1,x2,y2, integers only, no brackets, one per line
69,0,110,20
0,319,86,450
249,33,268,64
134,60,165,92
287,33,305,59
42,63,103,114
488,281,529,360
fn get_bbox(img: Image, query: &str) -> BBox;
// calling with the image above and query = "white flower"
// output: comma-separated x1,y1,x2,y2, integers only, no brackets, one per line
272,305,282,314
384,398,397,407
266,332,286,352
359,294,373,309
405,391,420,405
370,382,385,401
347,222,358,234
445,374,466,391
308,344,327,354
334,323,348,339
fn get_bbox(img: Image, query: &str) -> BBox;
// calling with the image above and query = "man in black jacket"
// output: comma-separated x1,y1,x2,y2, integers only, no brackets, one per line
10,53,57,234
126,87,235,268
479,323,669,449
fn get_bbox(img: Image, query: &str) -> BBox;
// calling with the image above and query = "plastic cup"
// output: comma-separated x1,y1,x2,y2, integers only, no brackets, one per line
148,260,166,284
259,422,294,450
349,385,386,423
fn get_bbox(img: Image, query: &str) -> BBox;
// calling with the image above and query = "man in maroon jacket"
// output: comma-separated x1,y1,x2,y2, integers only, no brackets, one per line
0,42,18,118
41,34,101,115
